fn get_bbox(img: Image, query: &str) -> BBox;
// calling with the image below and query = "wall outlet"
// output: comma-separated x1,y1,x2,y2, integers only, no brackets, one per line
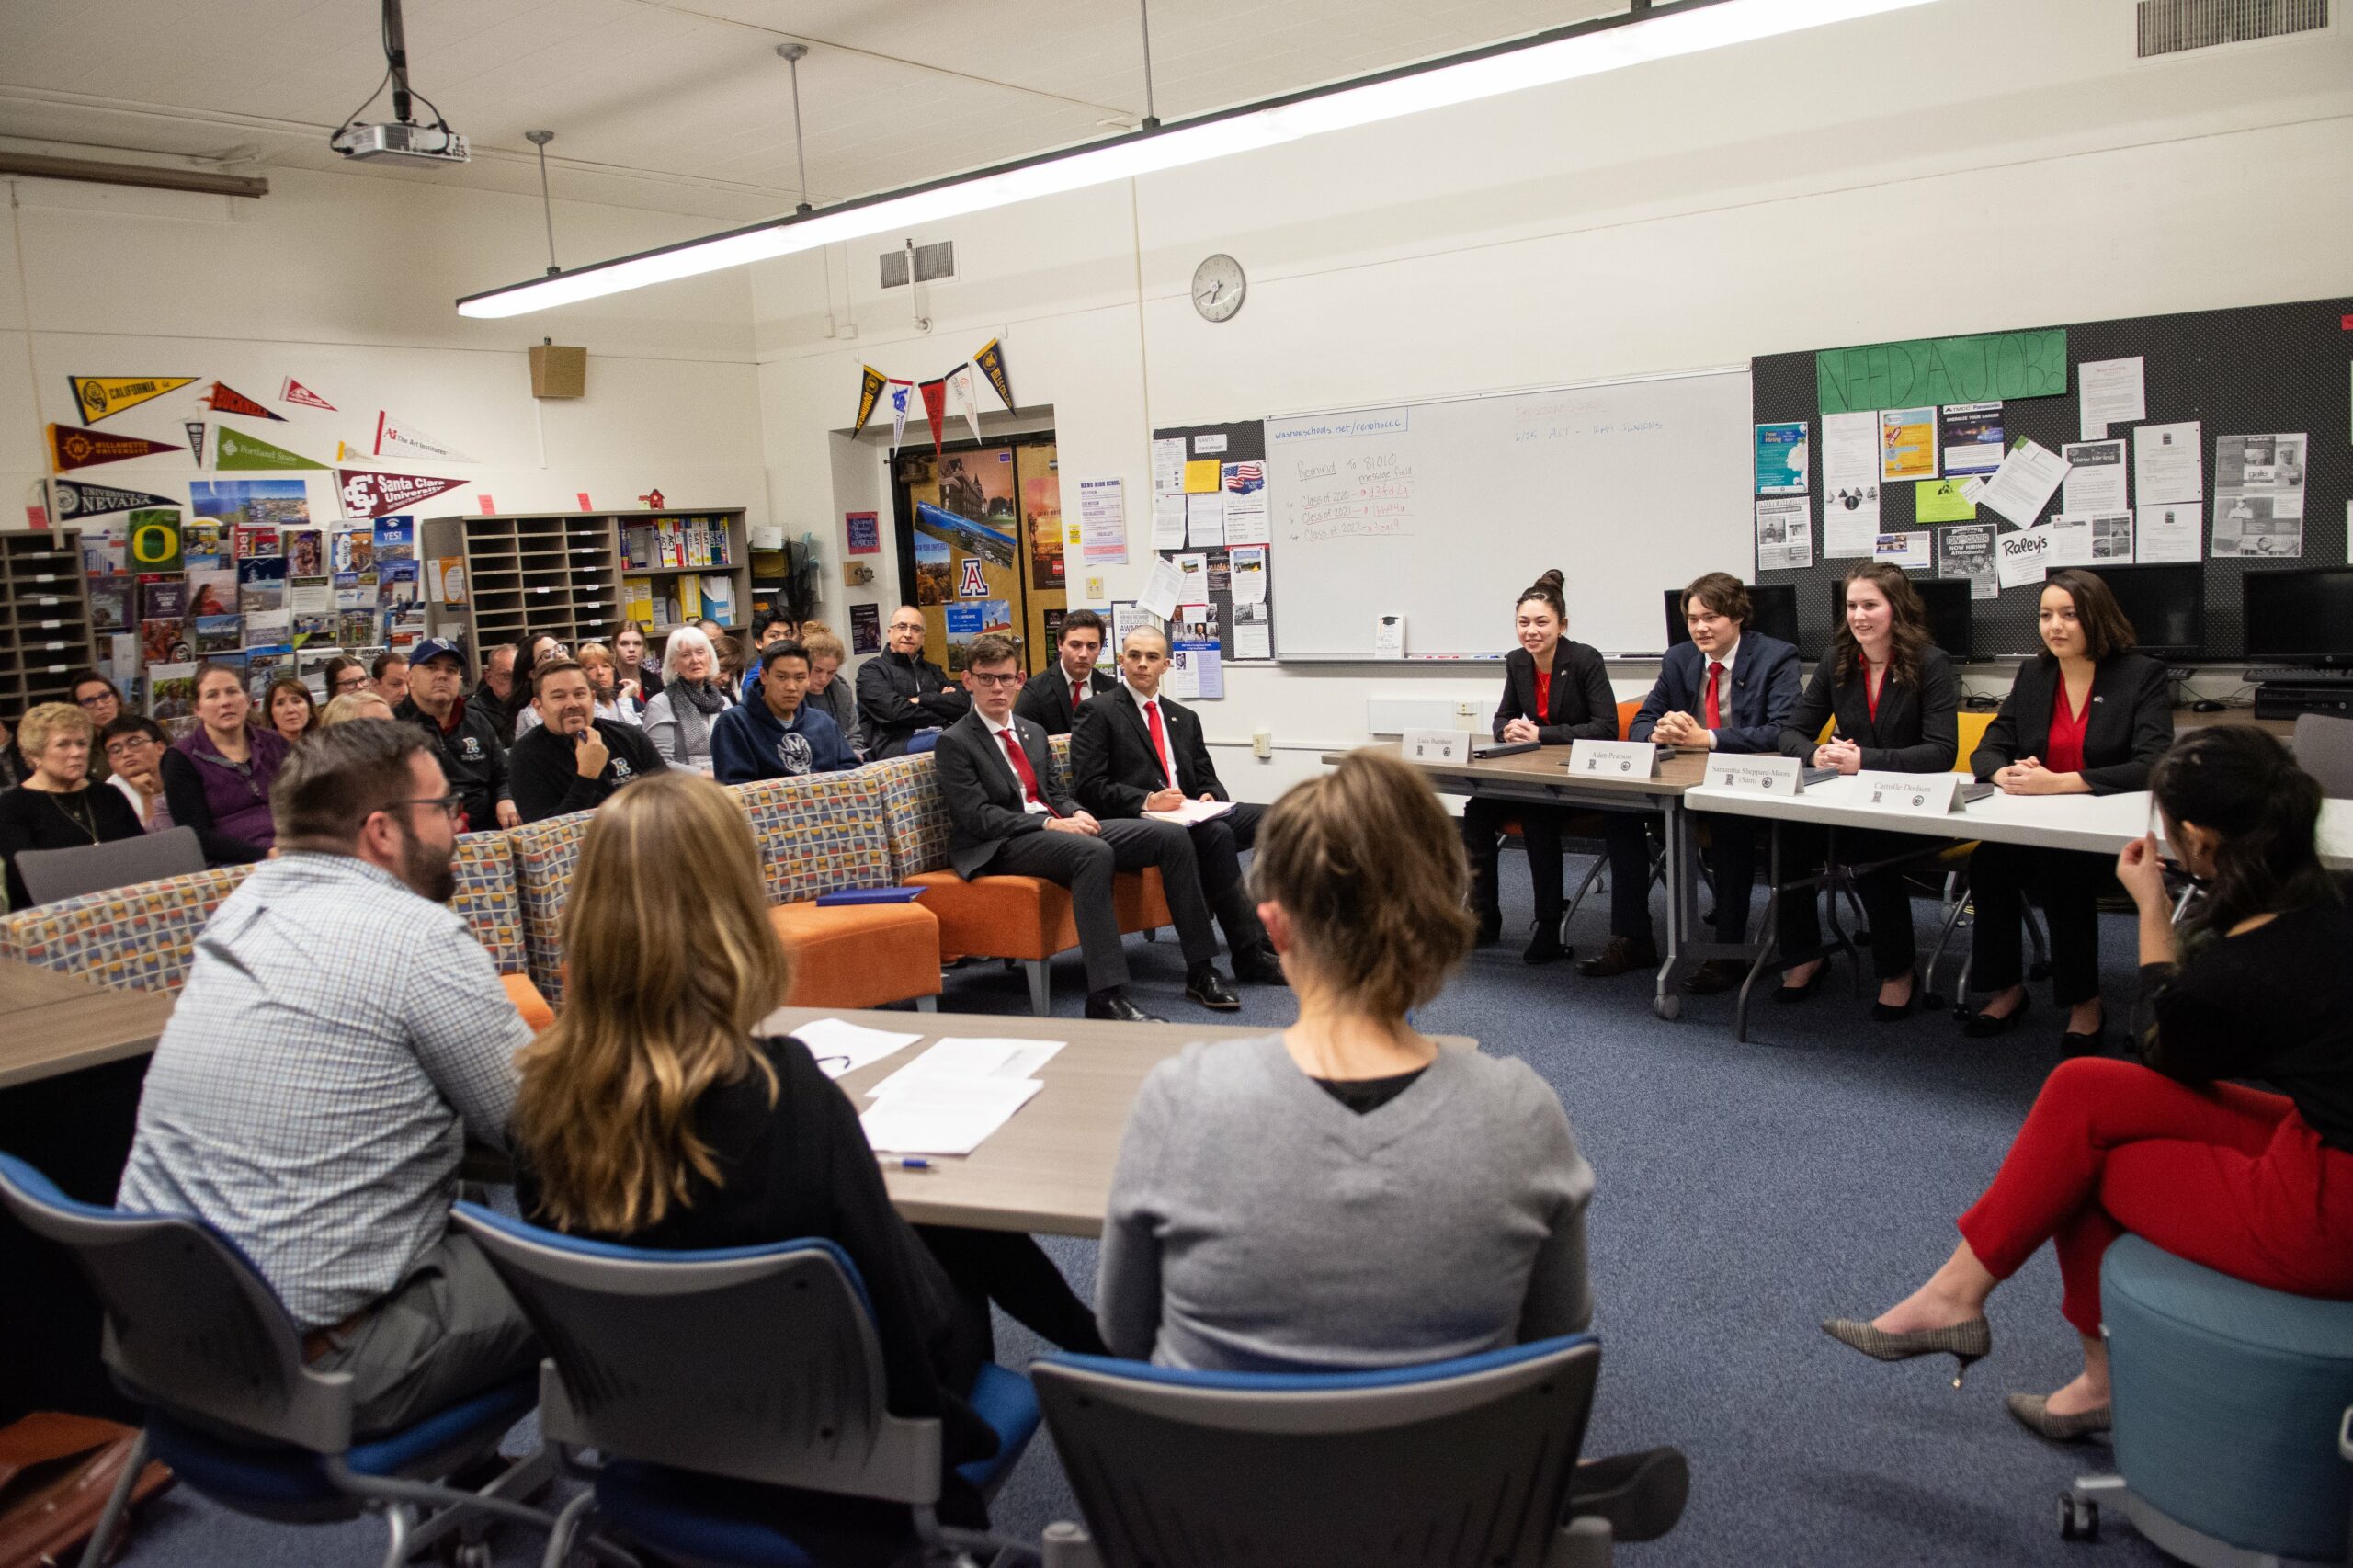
1252,728,1273,760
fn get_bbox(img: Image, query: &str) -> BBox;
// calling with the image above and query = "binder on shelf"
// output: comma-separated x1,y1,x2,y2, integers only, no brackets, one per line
699,574,735,624
676,574,703,623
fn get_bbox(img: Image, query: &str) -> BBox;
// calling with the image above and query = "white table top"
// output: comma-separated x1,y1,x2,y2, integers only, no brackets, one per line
1685,773,2353,869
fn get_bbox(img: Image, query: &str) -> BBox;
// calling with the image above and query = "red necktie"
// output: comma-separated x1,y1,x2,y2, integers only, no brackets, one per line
1144,699,1176,789
1705,662,1724,730
998,728,1057,815
1072,677,1087,710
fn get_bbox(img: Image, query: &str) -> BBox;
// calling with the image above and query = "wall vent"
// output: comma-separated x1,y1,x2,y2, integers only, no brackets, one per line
2137,0,2327,56
880,241,956,289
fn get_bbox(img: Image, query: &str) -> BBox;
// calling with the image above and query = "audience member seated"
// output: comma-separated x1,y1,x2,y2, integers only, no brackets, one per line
797,623,862,757
1072,623,1282,985
738,611,798,701
714,633,747,700
500,631,570,742
319,692,395,727
640,626,727,776
0,702,143,907
320,655,369,702
508,658,666,824
0,715,18,789
712,641,857,785
510,771,1104,1524
1459,569,1618,962
938,633,1235,1022
858,605,971,759
1963,568,2173,1051
160,663,290,865
1772,562,1960,1017
262,675,317,748
610,622,663,702
118,721,540,1436
1825,726,2353,1439
394,639,518,833
1015,608,1116,736
100,715,173,833
573,642,642,725
1579,571,1801,992
369,650,409,710
69,672,126,780
472,642,518,718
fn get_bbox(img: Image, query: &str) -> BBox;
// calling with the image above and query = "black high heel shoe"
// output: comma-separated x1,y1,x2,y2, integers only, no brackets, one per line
1961,992,2030,1038
1772,962,1829,1005
2060,1009,2107,1057
1871,970,1922,1023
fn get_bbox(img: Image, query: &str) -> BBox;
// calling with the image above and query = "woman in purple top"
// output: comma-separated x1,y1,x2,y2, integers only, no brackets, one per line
159,664,290,864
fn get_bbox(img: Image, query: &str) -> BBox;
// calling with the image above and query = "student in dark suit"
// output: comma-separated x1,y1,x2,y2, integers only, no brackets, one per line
1773,562,1961,1019
857,604,971,758
1460,569,1619,964
1963,569,2173,1051
1015,608,1119,735
1578,572,1802,993
1070,624,1283,984
935,633,1237,1022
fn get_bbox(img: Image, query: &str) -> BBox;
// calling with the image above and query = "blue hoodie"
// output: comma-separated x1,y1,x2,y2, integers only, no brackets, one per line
710,691,858,784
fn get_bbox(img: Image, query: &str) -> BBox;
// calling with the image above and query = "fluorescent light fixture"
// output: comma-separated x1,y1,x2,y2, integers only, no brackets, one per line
458,0,1938,318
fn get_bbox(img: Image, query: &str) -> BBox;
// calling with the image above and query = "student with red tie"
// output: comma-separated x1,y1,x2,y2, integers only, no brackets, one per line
933,632,1237,1021
1015,609,1119,735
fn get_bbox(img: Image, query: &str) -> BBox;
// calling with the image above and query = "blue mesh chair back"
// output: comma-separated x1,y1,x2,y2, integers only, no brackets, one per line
1033,1335,1600,1568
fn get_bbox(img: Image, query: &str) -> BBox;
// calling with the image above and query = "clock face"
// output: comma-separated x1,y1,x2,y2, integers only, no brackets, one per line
1191,253,1245,323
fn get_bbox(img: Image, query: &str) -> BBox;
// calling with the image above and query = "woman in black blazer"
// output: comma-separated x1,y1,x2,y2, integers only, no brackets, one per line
1461,569,1618,964
1774,563,1961,1019
1964,569,2174,1050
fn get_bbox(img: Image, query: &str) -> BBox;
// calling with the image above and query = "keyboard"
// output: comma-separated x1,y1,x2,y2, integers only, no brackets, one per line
2249,666,2353,685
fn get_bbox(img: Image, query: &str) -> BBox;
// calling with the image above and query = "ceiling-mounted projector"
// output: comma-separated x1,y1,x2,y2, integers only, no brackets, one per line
332,121,469,165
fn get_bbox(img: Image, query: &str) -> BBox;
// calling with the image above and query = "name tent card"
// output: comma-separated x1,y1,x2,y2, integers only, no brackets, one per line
1402,728,1472,765
1708,755,1808,796
1568,740,1659,779
1855,770,1972,815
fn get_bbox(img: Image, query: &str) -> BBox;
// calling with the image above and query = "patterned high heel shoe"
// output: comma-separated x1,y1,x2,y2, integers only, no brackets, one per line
2004,1392,2111,1441
1820,1315,1993,1388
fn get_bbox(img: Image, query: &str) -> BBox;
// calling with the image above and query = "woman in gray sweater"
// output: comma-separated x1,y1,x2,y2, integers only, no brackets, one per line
1097,747,1596,1371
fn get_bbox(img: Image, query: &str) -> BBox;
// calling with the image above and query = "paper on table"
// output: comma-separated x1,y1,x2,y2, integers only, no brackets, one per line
1152,438,1186,494
1821,410,1881,556
1975,438,2070,528
1994,525,2056,588
2078,357,2145,439
860,1076,1045,1156
789,1017,924,1080
1186,492,1225,547
1138,556,1185,619
1144,798,1236,825
1150,494,1188,550
867,1036,1065,1098
2133,421,2202,505
2060,440,2128,514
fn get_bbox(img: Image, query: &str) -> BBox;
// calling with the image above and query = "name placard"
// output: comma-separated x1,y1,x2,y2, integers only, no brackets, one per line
1568,740,1659,779
1855,771,1970,815
1704,755,1809,796
1401,728,1472,765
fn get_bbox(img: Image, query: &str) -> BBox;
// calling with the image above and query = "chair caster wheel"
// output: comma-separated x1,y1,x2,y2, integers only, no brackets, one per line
1654,994,1681,1021
2057,1494,2098,1542
437,1540,495,1568
1951,1002,1974,1019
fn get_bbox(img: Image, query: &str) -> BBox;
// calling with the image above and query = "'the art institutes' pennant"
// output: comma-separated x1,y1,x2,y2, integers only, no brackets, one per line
200,381,287,420
338,469,469,518
48,424,184,472
280,377,336,412
69,375,196,425
48,480,179,520
947,362,983,445
373,411,476,464
852,366,887,438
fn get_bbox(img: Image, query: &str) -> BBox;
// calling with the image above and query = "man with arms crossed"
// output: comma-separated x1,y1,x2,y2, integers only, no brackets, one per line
1015,608,1118,736
857,605,971,758
937,633,1238,1021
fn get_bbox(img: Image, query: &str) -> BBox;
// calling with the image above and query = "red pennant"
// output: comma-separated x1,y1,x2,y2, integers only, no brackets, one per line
200,381,285,420
337,469,470,518
918,378,948,454
280,377,336,412
47,423,184,472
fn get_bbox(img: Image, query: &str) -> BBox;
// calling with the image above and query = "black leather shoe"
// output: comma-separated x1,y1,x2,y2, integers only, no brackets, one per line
1683,959,1749,995
1523,924,1565,966
1575,935,1660,978
2061,1028,2108,1057
1184,966,1242,1011
1231,945,1288,985
1472,908,1503,948
1871,971,1921,1023
1084,991,1161,1023
1961,993,2031,1038
1773,963,1829,1005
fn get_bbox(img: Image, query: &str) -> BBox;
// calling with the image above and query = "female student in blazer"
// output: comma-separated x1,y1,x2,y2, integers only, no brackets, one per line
1773,562,1959,1019
1964,569,2172,1050
1460,570,1617,964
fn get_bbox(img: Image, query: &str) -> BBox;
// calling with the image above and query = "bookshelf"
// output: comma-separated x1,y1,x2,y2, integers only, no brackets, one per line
0,531,98,713
423,508,748,664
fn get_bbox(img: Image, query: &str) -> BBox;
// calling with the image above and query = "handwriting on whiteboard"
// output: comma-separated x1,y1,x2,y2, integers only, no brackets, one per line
1285,451,1416,542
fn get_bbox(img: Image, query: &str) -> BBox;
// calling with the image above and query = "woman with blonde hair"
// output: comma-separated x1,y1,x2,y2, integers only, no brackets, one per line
511,771,1097,1523
317,691,396,727
0,702,143,907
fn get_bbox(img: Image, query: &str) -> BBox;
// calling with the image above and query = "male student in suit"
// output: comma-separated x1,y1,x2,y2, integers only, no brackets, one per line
1015,608,1119,735
936,632,1239,1022
1070,623,1285,984
1577,571,1802,994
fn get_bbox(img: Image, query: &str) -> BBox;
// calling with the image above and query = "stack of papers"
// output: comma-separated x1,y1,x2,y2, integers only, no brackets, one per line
859,1037,1065,1156
1142,798,1235,826
788,1017,924,1080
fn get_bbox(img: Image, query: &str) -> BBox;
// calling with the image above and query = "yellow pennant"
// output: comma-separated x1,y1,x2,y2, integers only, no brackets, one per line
69,375,197,425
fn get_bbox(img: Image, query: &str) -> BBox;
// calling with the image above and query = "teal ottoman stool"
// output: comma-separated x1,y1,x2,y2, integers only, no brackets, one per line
2065,1234,2353,1564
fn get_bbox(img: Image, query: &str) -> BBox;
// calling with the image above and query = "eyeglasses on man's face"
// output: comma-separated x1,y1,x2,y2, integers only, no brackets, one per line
967,670,1023,688
390,794,466,824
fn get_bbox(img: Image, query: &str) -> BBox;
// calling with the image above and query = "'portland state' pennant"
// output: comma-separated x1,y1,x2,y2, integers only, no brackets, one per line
918,378,948,454
69,375,196,425
216,427,326,471
200,381,287,421
851,366,887,438
338,469,468,518
49,479,178,520
48,424,184,472
972,337,1016,413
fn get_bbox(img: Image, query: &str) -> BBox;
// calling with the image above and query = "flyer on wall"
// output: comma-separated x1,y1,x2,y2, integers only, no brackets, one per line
1754,496,1812,571
1878,407,1938,483
1872,532,1932,570
1754,421,1809,494
2059,439,2128,515
2134,503,2200,563
1937,523,1998,599
1821,410,1881,555
2210,432,2307,559
1938,403,2004,474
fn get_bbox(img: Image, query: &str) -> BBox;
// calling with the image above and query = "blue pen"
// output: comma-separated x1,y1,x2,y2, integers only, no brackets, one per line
878,1156,935,1172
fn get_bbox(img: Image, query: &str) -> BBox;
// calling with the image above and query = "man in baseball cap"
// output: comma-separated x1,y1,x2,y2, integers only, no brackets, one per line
392,639,517,831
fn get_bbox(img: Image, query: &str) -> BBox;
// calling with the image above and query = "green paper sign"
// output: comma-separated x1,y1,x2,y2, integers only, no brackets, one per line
215,428,325,471
1816,329,2067,415
1916,477,1976,523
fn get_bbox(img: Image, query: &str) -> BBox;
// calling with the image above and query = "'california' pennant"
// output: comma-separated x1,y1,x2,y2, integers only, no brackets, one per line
918,378,948,454
373,411,476,464
69,376,196,425
972,337,1016,413
280,378,336,412
852,366,887,438
48,424,184,472
48,479,177,520
215,427,326,471
338,469,468,518
200,381,286,421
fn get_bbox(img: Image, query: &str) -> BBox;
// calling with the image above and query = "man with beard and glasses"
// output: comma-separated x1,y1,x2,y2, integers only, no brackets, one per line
118,721,540,1436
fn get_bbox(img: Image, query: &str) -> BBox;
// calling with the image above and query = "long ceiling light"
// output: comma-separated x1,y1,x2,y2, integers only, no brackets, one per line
456,0,1939,319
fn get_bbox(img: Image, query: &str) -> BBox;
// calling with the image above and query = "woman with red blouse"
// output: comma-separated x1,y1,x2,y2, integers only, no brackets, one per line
1961,570,2172,1051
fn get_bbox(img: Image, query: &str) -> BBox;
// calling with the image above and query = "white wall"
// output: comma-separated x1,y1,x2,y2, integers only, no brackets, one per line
749,0,2353,799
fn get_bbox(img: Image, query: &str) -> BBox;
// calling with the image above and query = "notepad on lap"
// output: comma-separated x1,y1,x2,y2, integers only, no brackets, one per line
1143,798,1236,825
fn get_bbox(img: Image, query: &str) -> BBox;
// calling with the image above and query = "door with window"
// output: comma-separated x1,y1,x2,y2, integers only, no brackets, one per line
892,435,1065,678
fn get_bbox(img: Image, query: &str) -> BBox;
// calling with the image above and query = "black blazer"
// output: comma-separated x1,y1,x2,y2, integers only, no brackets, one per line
932,710,1077,878
1778,645,1961,774
1972,653,2172,796
1494,641,1617,744
1070,687,1226,819
857,650,972,759
1014,666,1120,736
1629,634,1804,756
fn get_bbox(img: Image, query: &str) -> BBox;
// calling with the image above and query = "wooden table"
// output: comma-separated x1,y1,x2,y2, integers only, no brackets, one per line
0,960,175,1091
757,1006,1477,1238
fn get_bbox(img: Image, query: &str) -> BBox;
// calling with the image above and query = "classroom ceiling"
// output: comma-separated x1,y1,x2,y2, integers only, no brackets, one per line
0,0,1624,223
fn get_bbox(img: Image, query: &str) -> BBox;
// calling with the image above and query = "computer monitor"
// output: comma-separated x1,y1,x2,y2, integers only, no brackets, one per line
1822,574,1973,661
1664,583,1798,651
2046,563,2204,662
2243,568,2353,665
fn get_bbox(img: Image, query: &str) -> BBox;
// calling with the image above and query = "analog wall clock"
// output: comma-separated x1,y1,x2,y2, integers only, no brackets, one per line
1191,254,1245,323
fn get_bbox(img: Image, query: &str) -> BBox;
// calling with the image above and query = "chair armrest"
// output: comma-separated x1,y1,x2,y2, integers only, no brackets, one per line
1544,1514,1613,1568
1042,1520,1103,1568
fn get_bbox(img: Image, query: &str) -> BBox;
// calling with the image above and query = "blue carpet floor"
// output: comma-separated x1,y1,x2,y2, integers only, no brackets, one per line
122,850,2167,1565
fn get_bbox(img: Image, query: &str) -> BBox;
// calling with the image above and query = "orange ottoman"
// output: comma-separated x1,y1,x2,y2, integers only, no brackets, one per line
906,867,1171,1014
769,901,943,1010
501,972,556,1031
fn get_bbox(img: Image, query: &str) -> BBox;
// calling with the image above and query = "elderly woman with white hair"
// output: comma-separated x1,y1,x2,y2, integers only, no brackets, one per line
639,626,727,775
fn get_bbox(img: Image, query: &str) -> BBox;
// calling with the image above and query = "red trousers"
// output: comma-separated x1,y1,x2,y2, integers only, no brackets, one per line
1957,1057,2353,1336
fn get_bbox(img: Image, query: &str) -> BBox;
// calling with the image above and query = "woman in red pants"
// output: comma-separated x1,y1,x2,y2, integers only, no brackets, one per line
1823,724,2353,1439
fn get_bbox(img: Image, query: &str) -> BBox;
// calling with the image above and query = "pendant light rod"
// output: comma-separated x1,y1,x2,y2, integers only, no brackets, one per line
1138,0,1160,130
778,42,813,214
525,129,558,276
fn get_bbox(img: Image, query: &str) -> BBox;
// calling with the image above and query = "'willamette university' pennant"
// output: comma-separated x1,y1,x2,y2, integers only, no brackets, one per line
69,375,197,425
972,337,1016,413
215,427,326,471
280,377,336,412
918,378,948,454
48,479,177,520
200,381,287,421
48,423,184,472
852,366,887,439
888,381,914,455
338,469,468,518
374,411,476,464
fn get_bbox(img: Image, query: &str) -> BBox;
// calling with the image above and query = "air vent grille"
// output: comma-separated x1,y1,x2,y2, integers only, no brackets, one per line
2137,0,2327,56
879,241,956,289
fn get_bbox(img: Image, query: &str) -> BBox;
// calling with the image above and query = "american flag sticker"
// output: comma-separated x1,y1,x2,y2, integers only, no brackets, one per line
1223,460,1265,494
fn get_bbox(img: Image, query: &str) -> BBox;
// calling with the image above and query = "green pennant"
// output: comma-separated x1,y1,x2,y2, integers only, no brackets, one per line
215,427,326,471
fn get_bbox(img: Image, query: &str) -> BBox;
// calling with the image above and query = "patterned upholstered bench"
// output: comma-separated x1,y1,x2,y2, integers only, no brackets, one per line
868,742,1171,1015
0,833,552,1029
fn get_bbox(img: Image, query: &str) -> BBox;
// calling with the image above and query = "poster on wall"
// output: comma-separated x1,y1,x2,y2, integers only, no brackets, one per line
1753,421,1809,494
1077,479,1129,566
193,478,311,533
1025,471,1065,592
2210,432,2307,559
849,603,881,654
844,511,881,554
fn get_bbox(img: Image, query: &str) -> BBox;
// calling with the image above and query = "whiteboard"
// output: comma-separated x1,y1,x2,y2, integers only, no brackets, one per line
1265,369,1754,658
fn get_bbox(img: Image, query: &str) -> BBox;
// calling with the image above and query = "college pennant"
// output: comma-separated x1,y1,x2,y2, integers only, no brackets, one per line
338,469,469,518
851,365,888,438
215,427,326,471
200,381,287,420
48,479,177,520
374,410,477,464
888,381,915,455
918,378,948,454
947,362,983,444
47,423,184,472
184,421,207,466
68,375,197,425
280,377,336,412
972,337,1016,413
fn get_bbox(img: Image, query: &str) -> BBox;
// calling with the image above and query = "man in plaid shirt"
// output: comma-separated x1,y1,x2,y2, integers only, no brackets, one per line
119,721,537,1435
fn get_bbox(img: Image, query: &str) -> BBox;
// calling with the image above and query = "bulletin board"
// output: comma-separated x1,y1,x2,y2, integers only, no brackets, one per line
1146,420,1277,695
1751,295,2353,662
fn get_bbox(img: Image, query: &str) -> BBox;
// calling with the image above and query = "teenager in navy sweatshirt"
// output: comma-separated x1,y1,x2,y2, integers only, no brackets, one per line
712,642,858,785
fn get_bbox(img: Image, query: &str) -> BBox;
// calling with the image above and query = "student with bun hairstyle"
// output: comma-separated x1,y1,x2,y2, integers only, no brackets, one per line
1460,569,1617,963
